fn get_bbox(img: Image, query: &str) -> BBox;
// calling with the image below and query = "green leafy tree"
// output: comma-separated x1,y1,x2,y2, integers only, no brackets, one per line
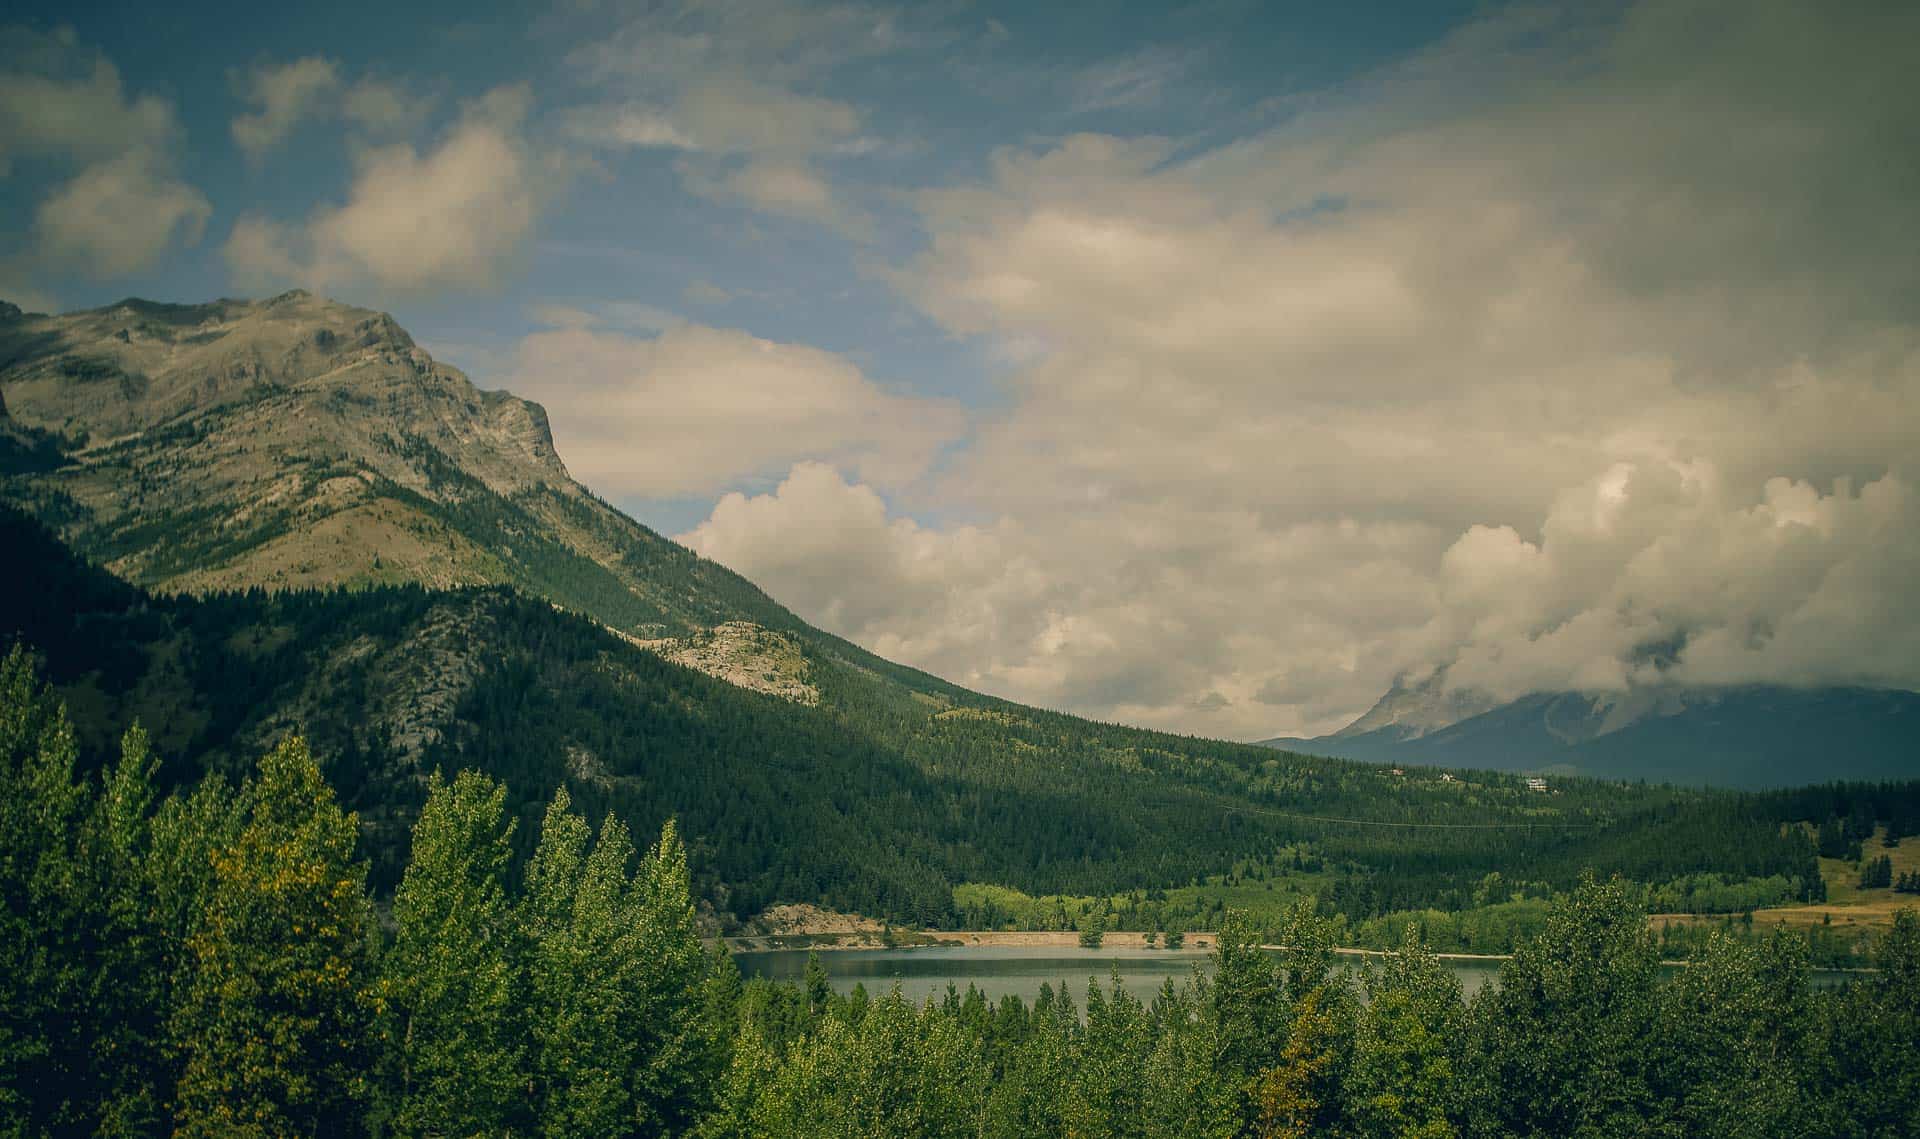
1465,873,1662,1138
382,770,524,1137
1348,925,1465,1139
170,736,379,1138
1653,930,1815,1137
1815,907,1920,1137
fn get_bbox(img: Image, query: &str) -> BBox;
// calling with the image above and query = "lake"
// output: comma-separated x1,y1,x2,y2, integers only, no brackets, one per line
733,945,1510,1006
733,945,1867,1007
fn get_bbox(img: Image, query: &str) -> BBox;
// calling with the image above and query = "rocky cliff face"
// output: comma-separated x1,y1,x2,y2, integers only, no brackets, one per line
0,291,804,669
1332,668,1502,741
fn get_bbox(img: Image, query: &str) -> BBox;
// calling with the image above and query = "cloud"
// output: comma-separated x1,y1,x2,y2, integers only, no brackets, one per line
679,155,869,235
683,0,1920,739
229,56,433,158
561,103,697,150
341,77,433,135
1,29,206,278
224,86,563,294
231,56,339,157
1070,45,1201,112
505,322,965,499
564,72,869,232
36,149,210,276
0,27,176,172
559,0,921,232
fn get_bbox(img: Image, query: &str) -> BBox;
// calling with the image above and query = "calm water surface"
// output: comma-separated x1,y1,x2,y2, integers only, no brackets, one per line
733,945,1508,1006
734,945,1863,1008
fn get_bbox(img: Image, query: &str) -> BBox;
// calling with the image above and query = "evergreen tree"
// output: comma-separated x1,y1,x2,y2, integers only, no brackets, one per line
0,652,166,1136
382,770,524,1137
524,791,721,1137
628,819,729,1135
170,736,379,1138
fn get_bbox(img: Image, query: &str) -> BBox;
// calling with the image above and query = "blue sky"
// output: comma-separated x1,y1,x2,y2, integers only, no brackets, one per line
5,1,1917,741
4,0,1475,531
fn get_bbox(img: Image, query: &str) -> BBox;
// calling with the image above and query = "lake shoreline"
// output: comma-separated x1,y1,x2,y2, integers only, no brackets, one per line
720,930,1881,973
722,928,1517,962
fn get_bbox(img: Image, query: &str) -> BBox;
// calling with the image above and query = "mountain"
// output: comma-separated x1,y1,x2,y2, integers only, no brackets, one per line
0,290,1868,924
0,291,808,644
8,500,1835,928
1264,671,1920,788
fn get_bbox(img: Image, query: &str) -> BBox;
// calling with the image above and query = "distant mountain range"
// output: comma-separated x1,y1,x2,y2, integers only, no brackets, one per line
1262,671,1919,788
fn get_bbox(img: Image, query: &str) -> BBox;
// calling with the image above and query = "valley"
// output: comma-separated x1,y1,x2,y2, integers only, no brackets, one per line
0,293,1915,1139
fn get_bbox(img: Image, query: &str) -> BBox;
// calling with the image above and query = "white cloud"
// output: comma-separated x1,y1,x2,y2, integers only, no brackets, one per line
36,149,210,276
224,86,562,295
0,29,176,172
681,0,1920,739
506,322,964,499
0,29,206,280
561,103,697,150
228,57,431,157
231,56,339,157
560,0,909,233
341,76,433,136
680,156,869,235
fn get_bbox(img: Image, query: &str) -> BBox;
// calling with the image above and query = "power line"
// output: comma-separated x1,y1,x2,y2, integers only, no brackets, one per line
1222,804,1603,830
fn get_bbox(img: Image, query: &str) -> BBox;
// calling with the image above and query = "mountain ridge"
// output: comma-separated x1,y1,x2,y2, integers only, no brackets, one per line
1263,676,1920,788
0,290,937,699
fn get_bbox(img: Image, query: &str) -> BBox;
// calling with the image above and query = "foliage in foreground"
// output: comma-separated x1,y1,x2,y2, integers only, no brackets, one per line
3,648,1918,1138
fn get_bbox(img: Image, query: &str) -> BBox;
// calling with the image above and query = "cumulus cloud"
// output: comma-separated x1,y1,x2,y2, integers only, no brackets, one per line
230,56,431,157
1,28,207,278
562,0,895,232
231,56,339,157
0,27,176,171
224,86,561,294
36,149,210,276
341,76,433,135
682,0,1920,739
506,322,964,499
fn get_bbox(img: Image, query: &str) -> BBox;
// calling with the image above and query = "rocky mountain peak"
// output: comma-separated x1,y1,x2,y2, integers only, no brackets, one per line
0,292,798,668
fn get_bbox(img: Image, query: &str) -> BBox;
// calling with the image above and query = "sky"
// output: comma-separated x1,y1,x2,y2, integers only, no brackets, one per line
3,0,1917,741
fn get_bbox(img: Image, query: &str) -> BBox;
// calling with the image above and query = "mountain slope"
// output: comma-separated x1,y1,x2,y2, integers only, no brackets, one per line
7,501,1828,927
1264,676,1920,788
0,291,809,641
0,290,1877,922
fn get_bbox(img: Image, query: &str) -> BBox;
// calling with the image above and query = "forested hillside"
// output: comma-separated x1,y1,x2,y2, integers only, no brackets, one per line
4,656,1918,1138
13,503,1916,938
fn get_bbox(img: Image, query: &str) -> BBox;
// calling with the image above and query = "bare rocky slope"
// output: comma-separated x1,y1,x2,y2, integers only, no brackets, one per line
0,291,865,697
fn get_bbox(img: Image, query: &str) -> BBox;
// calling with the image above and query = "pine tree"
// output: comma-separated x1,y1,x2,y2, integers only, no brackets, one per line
382,770,524,1137
170,736,379,1138
524,793,722,1137
0,651,167,1136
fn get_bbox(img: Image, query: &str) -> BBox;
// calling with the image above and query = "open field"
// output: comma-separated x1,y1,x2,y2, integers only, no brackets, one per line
1653,827,1920,933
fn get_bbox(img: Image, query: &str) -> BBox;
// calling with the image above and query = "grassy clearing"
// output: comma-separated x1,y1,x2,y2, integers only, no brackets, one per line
1654,827,1920,936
